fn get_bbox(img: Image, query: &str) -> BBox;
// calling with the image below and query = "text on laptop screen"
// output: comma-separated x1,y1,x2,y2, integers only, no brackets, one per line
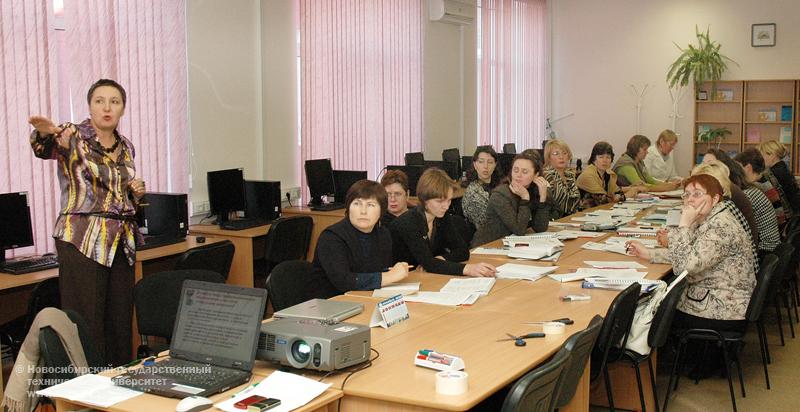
171,285,262,363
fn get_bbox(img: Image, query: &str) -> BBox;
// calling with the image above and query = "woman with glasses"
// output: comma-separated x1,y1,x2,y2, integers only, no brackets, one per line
380,170,410,225
462,146,503,228
613,134,680,192
542,139,582,218
576,141,643,208
627,173,756,332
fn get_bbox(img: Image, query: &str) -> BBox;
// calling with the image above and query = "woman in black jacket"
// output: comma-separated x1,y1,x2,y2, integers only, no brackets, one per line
389,168,496,276
759,140,799,215
308,180,409,299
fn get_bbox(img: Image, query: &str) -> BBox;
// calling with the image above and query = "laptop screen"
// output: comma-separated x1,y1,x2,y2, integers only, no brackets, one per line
170,280,266,371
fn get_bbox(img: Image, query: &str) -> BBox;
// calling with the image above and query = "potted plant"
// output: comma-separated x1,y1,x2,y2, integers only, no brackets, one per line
698,127,732,150
667,26,737,97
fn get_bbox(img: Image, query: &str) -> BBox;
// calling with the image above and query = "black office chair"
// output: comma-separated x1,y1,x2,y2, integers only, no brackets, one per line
173,240,235,281
620,279,687,412
265,260,314,312
503,143,517,154
552,315,604,410
764,242,794,349
590,283,641,411
664,255,779,412
442,148,460,163
0,277,60,360
404,152,425,166
133,269,225,357
254,216,313,288
500,344,570,412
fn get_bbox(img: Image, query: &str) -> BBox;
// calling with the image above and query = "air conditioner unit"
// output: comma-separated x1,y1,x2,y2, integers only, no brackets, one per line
428,0,476,25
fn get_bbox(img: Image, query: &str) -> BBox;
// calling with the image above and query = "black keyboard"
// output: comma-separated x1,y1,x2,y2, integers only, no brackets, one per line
219,218,272,231
1,255,59,275
310,202,345,211
139,358,244,387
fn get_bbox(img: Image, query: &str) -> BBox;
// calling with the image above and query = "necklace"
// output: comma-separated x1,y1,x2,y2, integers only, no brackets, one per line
101,135,120,153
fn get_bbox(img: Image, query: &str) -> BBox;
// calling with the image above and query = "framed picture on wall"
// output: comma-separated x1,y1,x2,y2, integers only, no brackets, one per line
752,23,776,47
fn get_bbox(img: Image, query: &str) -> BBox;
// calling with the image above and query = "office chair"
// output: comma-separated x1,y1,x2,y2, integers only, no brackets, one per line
503,143,517,154
404,152,425,166
173,240,235,281
764,242,793,350
552,315,604,410
133,269,225,357
590,283,641,411
254,216,313,288
265,260,314,312
620,279,686,412
0,277,60,360
500,343,570,412
664,255,779,412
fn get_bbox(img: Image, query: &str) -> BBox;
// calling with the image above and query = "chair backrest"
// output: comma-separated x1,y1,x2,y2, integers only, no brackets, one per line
553,315,604,409
266,260,314,312
24,277,61,332
503,143,517,154
501,346,570,412
746,253,779,322
405,152,425,166
647,279,687,348
442,148,460,163
134,269,225,340
263,216,314,263
590,283,641,380
39,309,106,383
173,240,235,281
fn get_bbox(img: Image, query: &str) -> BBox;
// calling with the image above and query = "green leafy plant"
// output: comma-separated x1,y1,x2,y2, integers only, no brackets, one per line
667,26,737,95
698,127,732,150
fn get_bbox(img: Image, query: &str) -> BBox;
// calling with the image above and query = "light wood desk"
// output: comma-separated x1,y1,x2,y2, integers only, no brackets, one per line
0,268,59,325
188,224,273,287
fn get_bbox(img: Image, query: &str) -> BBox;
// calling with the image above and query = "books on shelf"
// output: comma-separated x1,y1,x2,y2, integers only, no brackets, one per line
747,129,761,143
781,105,793,121
714,89,734,101
758,110,777,122
781,127,792,144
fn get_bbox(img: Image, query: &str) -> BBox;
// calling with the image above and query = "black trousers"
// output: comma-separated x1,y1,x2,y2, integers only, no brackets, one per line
55,239,133,366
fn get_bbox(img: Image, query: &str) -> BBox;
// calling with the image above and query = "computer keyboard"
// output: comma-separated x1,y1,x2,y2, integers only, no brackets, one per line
0,255,59,275
140,358,244,386
219,218,272,231
310,202,345,211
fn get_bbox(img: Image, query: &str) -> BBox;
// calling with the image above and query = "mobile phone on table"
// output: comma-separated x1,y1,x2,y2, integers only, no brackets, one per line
248,398,281,412
234,395,266,409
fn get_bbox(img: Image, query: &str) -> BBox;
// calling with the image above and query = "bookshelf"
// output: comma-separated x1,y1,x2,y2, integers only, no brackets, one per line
693,80,797,174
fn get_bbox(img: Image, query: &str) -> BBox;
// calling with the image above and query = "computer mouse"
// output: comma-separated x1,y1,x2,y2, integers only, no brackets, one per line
195,236,206,243
175,396,213,412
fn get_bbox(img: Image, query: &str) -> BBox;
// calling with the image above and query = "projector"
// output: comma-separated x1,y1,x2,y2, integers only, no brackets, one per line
256,318,371,371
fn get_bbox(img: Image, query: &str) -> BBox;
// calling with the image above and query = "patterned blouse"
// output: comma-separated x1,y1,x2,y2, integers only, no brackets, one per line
30,119,140,267
743,186,781,253
462,180,491,228
651,202,756,320
754,175,788,226
543,165,581,218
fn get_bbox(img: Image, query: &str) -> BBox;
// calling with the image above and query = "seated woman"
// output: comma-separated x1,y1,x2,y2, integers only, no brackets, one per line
612,134,680,192
390,168,496,277
627,174,756,332
308,180,409,299
462,146,503,228
759,140,799,216
735,148,788,226
471,153,552,247
542,139,582,218
380,169,410,226
576,141,641,208
701,151,759,243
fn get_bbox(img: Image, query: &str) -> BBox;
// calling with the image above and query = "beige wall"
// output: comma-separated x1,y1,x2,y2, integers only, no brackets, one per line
551,0,800,175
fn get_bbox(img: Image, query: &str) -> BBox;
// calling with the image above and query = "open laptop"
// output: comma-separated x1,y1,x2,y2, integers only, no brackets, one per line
113,280,266,398
273,299,363,324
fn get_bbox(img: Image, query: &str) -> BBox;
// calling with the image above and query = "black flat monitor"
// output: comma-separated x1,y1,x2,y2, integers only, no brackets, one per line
461,156,474,176
333,170,368,203
136,192,189,239
386,165,424,196
496,153,516,177
207,168,246,224
0,192,34,264
423,160,460,181
304,159,336,206
405,152,425,166
244,180,282,221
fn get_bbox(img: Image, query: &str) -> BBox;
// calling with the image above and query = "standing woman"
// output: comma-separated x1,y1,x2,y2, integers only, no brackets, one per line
758,140,799,215
390,168,496,277
471,153,552,247
576,141,642,208
29,79,144,366
309,180,409,299
542,139,582,218
462,146,503,228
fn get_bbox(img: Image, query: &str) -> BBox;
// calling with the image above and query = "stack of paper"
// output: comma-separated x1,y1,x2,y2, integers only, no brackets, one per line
502,233,557,247
581,241,629,256
555,230,604,238
495,263,558,281
215,371,331,412
582,277,662,292
471,247,511,256
441,277,496,296
372,282,421,298
37,375,142,408
613,202,652,211
549,268,647,283
655,199,682,207
605,237,658,247
404,291,481,306
584,260,647,269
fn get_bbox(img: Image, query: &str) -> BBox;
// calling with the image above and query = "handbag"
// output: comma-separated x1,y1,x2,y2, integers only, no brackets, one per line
625,270,688,355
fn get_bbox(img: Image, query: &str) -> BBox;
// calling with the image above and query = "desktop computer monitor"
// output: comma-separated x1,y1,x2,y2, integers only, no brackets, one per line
386,165,424,196
207,168,246,223
423,160,460,181
333,170,368,203
304,159,336,205
136,192,189,239
245,180,282,221
0,192,34,264
496,153,516,178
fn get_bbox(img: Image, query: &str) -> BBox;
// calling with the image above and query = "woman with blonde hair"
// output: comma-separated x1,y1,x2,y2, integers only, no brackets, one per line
542,139,581,217
758,140,799,214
